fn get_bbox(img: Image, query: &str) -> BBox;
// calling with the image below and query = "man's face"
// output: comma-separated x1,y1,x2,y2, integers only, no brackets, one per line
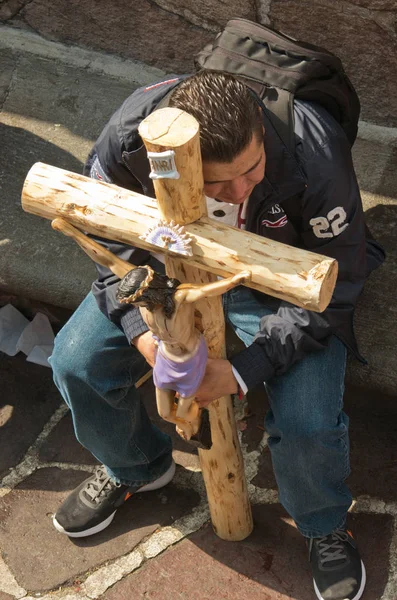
202,135,266,205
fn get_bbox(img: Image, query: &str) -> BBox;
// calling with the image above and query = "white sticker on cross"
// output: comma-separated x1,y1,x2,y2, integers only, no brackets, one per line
148,150,180,180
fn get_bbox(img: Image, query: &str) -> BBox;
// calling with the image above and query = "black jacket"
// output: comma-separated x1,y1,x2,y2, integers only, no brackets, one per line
83,76,385,390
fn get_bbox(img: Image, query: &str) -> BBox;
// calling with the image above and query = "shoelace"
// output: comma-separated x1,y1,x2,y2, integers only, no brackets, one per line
84,467,121,504
315,529,350,565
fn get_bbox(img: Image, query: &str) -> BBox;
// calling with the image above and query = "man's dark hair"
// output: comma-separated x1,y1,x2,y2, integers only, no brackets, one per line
117,266,181,318
169,70,263,163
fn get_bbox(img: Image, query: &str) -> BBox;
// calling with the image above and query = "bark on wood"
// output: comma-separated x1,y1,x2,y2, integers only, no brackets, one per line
138,107,253,541
21,164,337,313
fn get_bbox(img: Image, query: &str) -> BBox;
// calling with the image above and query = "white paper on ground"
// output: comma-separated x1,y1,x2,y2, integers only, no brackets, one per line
26,344,54,368
16,312,55,356
0,304,30,356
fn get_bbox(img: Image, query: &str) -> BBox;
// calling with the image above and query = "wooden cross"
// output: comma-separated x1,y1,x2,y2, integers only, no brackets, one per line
22,107,337,542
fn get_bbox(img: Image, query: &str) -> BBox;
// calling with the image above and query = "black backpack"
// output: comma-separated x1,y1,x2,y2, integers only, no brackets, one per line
194,18,360,154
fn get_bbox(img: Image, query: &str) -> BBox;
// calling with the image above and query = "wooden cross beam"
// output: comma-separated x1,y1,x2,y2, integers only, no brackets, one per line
21,107,337,542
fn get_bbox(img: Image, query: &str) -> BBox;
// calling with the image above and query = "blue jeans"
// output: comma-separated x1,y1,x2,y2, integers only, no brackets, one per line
51,285,351,538
50,291,173,488
224,286,350,538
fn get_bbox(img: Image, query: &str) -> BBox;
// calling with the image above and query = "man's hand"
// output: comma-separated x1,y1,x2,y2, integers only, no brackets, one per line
132,330,157,367
194,358,238,408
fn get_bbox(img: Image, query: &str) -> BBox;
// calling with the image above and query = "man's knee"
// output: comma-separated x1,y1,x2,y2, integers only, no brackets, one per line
50,294,124,383
268,405,348,448
50,327,88,384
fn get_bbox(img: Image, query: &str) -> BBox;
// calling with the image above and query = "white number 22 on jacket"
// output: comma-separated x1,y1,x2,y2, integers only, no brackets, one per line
309,207,349,239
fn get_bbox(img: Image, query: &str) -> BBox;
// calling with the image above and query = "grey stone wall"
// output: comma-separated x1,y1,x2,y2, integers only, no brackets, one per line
1,0,396,126
269,1,397,126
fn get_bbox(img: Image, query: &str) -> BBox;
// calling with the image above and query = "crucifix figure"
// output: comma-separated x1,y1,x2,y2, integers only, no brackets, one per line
117,264,251,441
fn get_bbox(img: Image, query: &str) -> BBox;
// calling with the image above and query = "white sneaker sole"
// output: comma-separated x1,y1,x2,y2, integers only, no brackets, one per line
313,560,366,600
138,460,176,492
53,510,117,538
53,460,176,538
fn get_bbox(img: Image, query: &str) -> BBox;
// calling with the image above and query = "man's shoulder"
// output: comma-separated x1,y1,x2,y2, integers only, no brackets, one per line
118,75,187,148
96,75,186,154
121,76,183,115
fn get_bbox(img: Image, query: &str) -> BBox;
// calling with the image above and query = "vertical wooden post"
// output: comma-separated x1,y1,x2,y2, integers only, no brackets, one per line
139,107,253,541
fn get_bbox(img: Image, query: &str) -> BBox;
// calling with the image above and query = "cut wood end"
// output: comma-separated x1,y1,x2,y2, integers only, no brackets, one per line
139,107,200,146
51,217,67,231
21,162,44,208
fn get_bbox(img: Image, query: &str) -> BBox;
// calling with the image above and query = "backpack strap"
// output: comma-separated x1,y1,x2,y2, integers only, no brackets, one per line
257,87,295,155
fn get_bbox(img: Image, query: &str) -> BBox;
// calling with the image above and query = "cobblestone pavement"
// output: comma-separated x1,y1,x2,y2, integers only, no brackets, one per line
1,302,397,600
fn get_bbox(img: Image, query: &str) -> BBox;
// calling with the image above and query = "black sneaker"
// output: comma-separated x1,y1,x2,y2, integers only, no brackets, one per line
308,528,366,600
53,460,176,537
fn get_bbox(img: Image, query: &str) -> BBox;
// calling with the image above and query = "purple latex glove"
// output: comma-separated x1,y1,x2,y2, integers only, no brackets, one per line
153,334,208,398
